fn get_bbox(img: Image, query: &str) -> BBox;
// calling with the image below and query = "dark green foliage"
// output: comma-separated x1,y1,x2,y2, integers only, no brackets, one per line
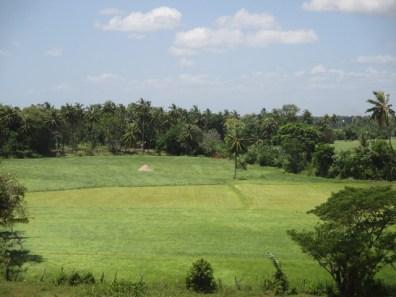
68,272,83,286
0,174,41,280
280,138,307,174
288,186,396,297
82,272,96,284
55,268,68,285
276,123,321,173
242,143,280,167
313,144,335,177
186,258,217,293
266,254,289,296
277,123,321,161
331,140,396,180
55,270,96,286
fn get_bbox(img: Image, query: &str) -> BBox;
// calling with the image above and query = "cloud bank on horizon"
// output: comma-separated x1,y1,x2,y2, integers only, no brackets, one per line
0,0,395,115
303,0,396,15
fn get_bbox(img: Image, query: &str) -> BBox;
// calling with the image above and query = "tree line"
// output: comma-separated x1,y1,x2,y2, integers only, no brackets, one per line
1,92,395,179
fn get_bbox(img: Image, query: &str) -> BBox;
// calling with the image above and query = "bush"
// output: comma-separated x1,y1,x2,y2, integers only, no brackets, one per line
55,269,95,286
82,272,96,284
84,279,147,297
186,258,217,293
267,254,289,296
68,272,82,286
55,268,68,285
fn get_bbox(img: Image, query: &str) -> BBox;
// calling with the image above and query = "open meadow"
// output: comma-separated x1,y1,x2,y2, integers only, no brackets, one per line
1,155,395,292
332,138,396,152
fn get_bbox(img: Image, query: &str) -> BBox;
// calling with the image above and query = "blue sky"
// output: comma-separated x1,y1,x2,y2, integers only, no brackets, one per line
1,0,396,115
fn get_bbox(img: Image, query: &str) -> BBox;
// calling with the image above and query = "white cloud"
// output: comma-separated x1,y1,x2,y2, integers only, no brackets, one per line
171,9,317,58
174,27,244,50
45,48,63,57
97,6,181,33
87,73,118,83
356,54,396,64
303,0,396,15
245,29,318,46
216,9,278,29
99,8,124,16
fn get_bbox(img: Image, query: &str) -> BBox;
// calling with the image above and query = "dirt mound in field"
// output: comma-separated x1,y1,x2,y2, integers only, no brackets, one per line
138,164,153,172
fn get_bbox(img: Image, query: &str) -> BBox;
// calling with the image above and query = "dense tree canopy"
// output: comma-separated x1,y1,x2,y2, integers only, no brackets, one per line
1,93,395,179
288,186,396,297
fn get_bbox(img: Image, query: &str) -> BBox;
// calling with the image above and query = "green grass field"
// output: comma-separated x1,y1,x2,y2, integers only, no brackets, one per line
1,155,395,291
333,138,396,152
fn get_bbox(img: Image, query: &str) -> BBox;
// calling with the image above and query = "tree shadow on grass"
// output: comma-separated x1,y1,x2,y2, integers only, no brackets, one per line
1,231,44,281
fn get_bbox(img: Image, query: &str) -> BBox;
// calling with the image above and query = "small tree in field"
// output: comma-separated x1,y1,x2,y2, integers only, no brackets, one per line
288,186,396,297
225,118,247,179
186,258,217,293
0,174,28,280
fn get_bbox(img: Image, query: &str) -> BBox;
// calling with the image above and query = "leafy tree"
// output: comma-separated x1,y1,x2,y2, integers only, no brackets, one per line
366,91,395,150
277,123,320,162
225,118,247,179
179,123,203,155
201,129,223,157
301,109,313,124
186,258,217,293
0,174,30,280
280,137,307,173
313,144,335,177
288,186,396,297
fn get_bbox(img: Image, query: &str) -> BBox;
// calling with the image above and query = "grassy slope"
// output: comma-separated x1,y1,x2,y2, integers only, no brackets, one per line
1,155,395,290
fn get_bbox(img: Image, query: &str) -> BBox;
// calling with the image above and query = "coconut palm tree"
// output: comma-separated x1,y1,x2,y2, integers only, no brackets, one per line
366,91,395,150
122,122,139,151
225,118,247,179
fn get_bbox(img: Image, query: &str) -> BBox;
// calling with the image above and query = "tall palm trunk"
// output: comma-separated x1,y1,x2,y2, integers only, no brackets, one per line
234,153,237,179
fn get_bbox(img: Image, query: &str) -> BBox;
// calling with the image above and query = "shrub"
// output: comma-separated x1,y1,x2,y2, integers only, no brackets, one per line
68,272,82,286
55,270,95,286
84,279,147,297
267,254,289,296
186,258,217,293
110,279,147,297
55,268,68,285
82,272,96,284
